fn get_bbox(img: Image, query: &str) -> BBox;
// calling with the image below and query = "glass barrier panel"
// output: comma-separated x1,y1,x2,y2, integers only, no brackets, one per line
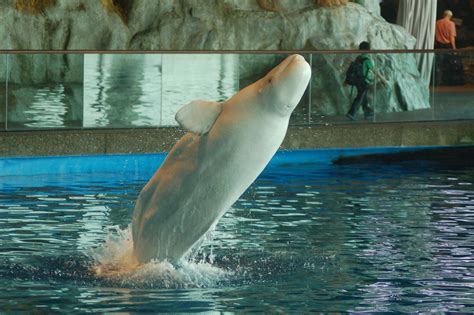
291,54,311,125
372,52,434,123
161,54,239,127
6,54,84,130
308,51,445,125
84,54,162,128
2,51,474,131
310,52,381,125
310,53,348,124
432,50,474,121
0,55,6,131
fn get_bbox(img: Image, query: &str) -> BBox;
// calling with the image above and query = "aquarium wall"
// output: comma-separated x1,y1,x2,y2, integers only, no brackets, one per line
0,51,473,131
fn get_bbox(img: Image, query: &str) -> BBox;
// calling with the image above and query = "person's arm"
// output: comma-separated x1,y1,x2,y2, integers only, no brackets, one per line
374,69,389,86
366,58,389,86
450,22,457,49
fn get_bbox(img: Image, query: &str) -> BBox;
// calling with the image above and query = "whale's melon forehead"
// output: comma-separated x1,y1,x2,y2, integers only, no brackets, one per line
261,54,312,116
264,54,311,92
267,54,309,80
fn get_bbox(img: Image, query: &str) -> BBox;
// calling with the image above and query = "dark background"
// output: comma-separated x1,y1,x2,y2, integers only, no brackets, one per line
380,0,474,48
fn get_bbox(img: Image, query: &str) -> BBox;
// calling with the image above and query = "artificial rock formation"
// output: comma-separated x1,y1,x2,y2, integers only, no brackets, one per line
314,0,348,7
100,0,134,24
15,0,56,14
1,0,405,50
353,0,381,15
256,0,280,11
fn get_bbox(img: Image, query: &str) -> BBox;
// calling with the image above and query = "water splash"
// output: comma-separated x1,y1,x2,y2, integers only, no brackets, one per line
90,226,231,289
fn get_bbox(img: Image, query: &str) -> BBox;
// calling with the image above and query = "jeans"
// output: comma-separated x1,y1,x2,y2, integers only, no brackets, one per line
347,83,372,117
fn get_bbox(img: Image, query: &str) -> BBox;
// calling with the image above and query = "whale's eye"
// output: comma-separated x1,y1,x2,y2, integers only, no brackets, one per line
268,78,273,84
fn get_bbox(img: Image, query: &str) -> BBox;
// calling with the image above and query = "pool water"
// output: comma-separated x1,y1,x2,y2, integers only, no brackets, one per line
1,149,474,312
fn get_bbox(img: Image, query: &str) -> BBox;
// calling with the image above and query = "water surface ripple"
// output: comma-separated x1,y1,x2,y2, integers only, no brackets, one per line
0,158,473,312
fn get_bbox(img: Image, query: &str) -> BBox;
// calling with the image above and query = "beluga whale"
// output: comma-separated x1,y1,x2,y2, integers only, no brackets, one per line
132,54,311,264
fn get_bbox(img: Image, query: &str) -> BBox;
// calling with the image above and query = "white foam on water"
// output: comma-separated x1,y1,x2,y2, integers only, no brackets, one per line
90,226,231,288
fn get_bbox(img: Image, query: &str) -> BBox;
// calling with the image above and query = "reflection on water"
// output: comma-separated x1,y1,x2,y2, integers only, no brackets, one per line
4,54,239,130
84,54,239,128
7,84,82,129
0,155,474,312
23,85,68,128
5,54,84,130
84,54,162,128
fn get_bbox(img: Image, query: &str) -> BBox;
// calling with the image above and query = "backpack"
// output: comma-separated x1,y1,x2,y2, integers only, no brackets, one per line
345,56,369,86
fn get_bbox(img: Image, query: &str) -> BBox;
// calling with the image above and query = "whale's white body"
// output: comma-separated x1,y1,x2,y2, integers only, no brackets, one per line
132,55,311,263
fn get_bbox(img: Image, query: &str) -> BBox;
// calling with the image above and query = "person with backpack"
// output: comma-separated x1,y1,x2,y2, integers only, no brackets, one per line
345,41,384,121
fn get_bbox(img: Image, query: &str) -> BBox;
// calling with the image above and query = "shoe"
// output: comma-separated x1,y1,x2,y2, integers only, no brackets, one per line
364,111,374,119
346,113,356,121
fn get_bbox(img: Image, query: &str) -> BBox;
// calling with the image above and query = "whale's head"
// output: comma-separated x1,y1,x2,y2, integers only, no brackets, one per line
258,54,312,117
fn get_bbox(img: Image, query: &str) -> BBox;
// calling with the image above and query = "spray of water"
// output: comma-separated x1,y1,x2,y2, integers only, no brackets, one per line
90,226,231,288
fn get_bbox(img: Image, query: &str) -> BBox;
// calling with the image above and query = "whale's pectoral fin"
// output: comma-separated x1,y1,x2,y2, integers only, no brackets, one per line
175,100,222,135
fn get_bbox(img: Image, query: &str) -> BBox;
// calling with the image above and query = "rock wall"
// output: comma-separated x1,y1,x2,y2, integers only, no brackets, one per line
353,0,381,15
0,0,404,50
127,1,411,50
0,0,129,50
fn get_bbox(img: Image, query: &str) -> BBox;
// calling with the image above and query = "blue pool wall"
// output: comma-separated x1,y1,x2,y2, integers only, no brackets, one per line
0,145,466,178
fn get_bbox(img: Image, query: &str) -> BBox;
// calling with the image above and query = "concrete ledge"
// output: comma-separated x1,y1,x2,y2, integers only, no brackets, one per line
282,121,474,149
0,121,473,157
